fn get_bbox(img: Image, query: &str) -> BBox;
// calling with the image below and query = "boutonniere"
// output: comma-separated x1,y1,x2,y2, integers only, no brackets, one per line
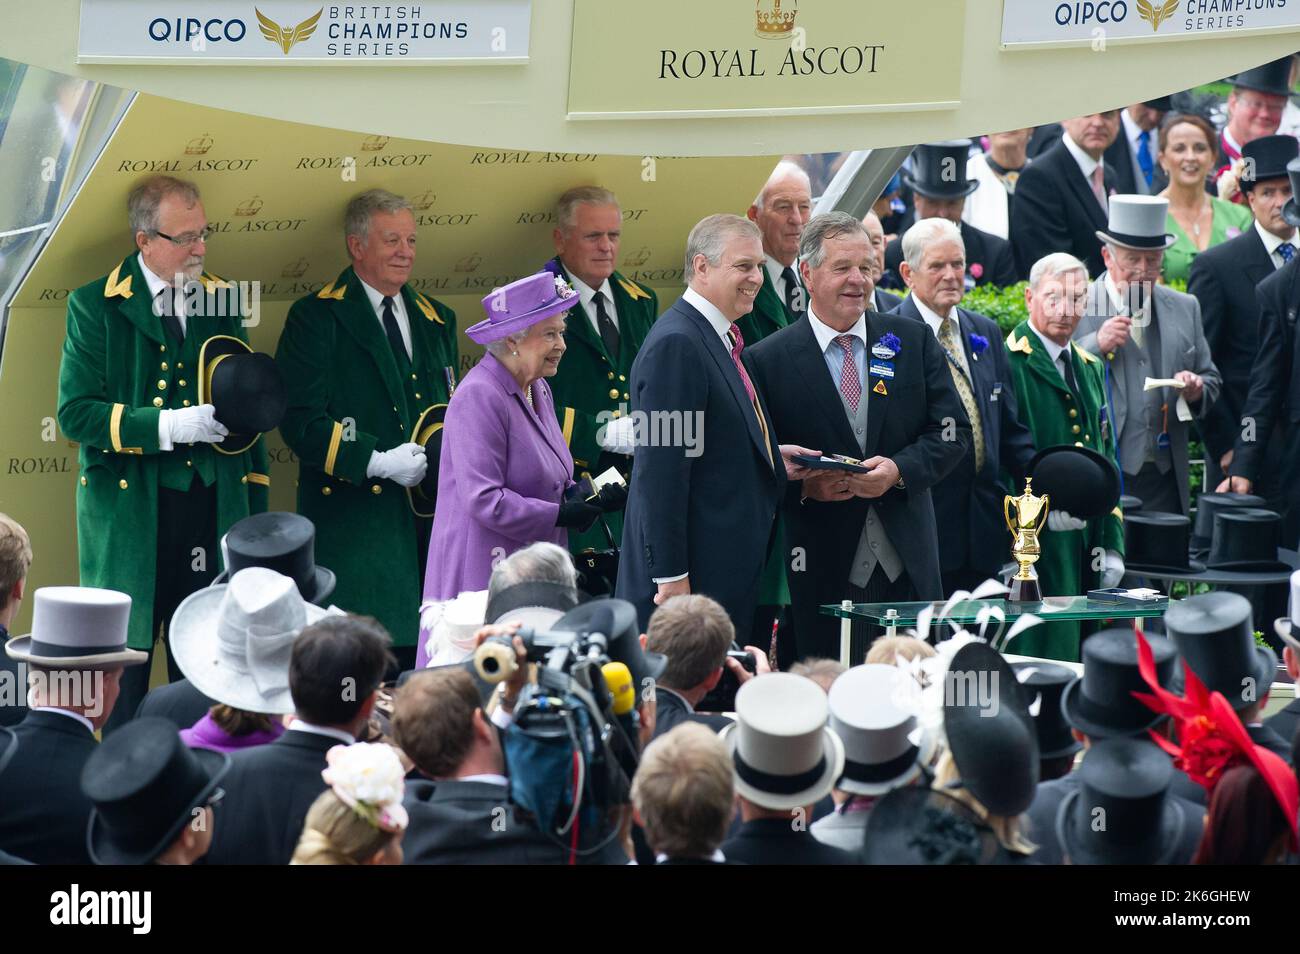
871,332,901,360
969,333,989,360
969,263,984,280
1225,227,1241,239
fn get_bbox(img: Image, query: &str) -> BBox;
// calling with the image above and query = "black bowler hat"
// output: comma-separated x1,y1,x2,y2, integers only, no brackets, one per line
1164,592,1277,708
1125,511,1205,575
1191,492,1265,552
1282,157,1300,228
1061,628,1179,738
1206,507,1290,571
212,511,335,605
1025,445,1121,519
1229,55,1295,97
1240,134,1300,192
408,404,446,519
81,717,230,865
197,336,287,456
1055,738,1196,865
1120,494,1144,512
903,140,979,200
1012,661,1082,760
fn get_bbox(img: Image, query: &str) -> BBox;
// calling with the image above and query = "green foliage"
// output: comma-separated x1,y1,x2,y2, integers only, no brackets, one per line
961,281,1029,336
1255,630,1271,649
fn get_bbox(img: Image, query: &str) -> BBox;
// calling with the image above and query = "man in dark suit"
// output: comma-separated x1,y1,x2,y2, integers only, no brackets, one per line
863,212,903,313
1107,101,1171,196
1011,111,1121,279
749,213,969,660
882,141,1018,291
633,722,737,864
205,615,393,865
893,218,1037,595
0,513,32,728
616,214,800,639
134,677,213,728
1192,136,1299,490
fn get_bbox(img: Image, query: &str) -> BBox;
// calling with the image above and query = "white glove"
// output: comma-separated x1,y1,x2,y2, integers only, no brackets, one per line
367,442,427,487
1046,510,1086,532
599,415,638,455
1101,550,1125,589
159,404,228,450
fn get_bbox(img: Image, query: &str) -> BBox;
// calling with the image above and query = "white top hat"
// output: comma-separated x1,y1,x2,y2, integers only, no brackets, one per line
828,664,936,796
170,566,341,714
1095,194,1176,251
719,673,845,811
5,586,147,669
1274,569,1300,653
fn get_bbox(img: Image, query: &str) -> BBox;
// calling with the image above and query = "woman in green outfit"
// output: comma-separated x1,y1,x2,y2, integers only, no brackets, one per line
1157,113,1255,284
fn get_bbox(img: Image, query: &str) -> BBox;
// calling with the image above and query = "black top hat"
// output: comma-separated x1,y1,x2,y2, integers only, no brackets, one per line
1163,591,1277,708
1229,55,1295,97
861,788,1010,865
1206,507,1290,571
198,336,288,456
1061,628,1179,738
1012,661,1082,760
1055,738,1194,865
550,598,666,705
212,511,336,605
1120,494,1144,512
1142,96,1173,112
81,717,230,865
902,141,979,200
943,642,1038,817
1282,157,1300,228
1124,511,1205,575
408,404,447,519
1025,445,1121,519
1191,492,1265,552
1240,134,1300,192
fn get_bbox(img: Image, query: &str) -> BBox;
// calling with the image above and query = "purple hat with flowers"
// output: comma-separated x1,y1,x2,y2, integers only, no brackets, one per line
466,271,580,344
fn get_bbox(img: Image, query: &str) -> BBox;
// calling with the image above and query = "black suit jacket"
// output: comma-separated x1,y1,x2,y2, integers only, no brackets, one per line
748,312,969,659
1265,700,1300,753
205,729,336,865
883,221,1018,290
874,287,903,314
722,818,856,865
651,687,733,740
1011,140,1116,280
0,709,98,864
616,297,786,637
1104,124,1168,197
893,298,1037,578
135,677,216,729
0,625,26,727
1187,225,1276,459
1027,124,1064,159
1249,721,1293,761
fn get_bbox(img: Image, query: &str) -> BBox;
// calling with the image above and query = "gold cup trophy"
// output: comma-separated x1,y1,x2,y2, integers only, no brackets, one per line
1004,477,1049,602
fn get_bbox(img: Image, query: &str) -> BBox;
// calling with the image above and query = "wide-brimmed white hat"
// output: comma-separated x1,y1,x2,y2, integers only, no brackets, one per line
1095,195,1176,251
828,664,936,796
5,587,147,669
420,590,489,667
720,673,845,811
170,566,341,714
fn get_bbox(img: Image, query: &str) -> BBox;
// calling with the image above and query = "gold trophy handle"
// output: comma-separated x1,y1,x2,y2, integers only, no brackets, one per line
1003,494,1015,535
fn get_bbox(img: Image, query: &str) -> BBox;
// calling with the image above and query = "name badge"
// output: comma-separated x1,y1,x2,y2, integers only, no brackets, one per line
991,383,1002,402
869,359,895,379
871,344,896,360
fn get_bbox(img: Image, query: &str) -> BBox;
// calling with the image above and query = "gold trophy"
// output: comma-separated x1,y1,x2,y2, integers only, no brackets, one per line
1004,477,1049,602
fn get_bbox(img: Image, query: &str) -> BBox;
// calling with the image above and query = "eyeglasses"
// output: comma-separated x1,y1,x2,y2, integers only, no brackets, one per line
153,226,214,247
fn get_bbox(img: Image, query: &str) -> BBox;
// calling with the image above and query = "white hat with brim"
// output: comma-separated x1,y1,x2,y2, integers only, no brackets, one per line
5,586,147,669
1274,569,1300,654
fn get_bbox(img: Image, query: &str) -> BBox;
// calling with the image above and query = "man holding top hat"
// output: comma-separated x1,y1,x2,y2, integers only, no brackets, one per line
57,175,275,731
1073,194,1220,516
276,189,458,667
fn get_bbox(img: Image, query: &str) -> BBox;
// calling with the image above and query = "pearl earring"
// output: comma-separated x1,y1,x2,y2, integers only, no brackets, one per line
512,350,520,356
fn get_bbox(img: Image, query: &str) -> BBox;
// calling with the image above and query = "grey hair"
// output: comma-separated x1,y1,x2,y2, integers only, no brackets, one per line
799,211,870,269
1029,252,1089,290
901,217,965,268
556,185,619,231
684,214,760,280
344,189,413,251
753,160,813,209
487,542,578,604
127,176,201,236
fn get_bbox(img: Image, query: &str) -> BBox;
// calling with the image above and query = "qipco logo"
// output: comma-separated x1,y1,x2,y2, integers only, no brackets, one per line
1054,0,1128,25
149,16,248,44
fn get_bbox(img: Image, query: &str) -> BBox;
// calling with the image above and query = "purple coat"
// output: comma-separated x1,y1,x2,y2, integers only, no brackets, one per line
419,353,573,664
180,712,285,755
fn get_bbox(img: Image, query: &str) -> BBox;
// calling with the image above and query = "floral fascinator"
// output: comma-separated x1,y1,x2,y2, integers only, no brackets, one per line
321,742,410,833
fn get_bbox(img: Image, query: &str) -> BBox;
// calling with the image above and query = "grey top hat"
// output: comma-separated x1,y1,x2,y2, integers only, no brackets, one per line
827,664,935,796
5,587,148,669
1095,195,1176,251
720,673,845,812
170,566,342,714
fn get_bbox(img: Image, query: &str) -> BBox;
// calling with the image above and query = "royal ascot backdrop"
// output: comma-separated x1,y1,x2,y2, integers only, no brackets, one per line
0,91,778,635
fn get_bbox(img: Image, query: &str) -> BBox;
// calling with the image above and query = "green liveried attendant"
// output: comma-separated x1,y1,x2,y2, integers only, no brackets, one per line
544,185,659,555
276,189,458,667
56,175,272,732
1004,251,1125,662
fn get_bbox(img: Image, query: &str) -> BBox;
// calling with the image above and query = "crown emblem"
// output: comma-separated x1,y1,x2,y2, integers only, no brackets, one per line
623,246,652,267
282,257,309,278
454,252,483,273
234,195,264,217
755,0,797,38
1136,0,1178,31
361,135,390,152
184,133,214,156
412,189,436,211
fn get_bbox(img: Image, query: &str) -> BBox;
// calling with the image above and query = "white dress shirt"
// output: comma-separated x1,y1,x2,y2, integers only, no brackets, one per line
808,307,867,389
358,276,412,359
1254,219,1300,269
458,773,509,786
567,272,620,336
1062,132,1105,189
35,706,95,734
287,719,356,744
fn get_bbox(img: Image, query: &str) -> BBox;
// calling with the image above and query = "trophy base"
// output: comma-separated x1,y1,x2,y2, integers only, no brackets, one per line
1008,576,1041,603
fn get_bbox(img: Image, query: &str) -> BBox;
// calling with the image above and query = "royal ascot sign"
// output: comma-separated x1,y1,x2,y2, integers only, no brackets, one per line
566,0,964,120
77,0,530,63
1001,0,1300,48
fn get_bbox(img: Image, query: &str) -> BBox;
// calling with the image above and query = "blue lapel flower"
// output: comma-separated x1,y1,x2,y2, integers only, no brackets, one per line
969,333,989,360
872,332,901,359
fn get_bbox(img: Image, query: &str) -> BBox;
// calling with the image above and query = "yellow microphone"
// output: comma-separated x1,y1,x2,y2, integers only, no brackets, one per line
601,661,636,716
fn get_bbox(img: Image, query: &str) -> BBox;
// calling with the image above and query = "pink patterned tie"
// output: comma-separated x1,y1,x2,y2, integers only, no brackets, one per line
728,326,758,405
1090,165,1108,211
836,334,861,412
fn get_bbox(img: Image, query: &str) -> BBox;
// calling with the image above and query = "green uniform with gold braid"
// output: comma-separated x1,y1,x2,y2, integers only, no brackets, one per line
57,252,270,652
276,265,458,647
1004,320,1125,662
545,258,658,554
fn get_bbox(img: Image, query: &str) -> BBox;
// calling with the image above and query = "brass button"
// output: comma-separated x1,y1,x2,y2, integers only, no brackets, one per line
186,460,192,467
178,379,187,387
153,397,164,408
322,486,332,496
393,406,399,413
411,373,417,380
160,362,169,371
619,375,626,382
1074,441,1083,447
622,392,629,400
160,344,166,352
414,392,421,399
607,372,615,380
177,362,184,369
102,449,108,454
241,475,248,484
157,379,167,390
608,388,619,399
80,476,87,486
371,484,382,495
612,410,621,419
1068,408,1077,419
182,400,190,407
1085,434,1091,441
1071,424,1081,434
119,479,128,489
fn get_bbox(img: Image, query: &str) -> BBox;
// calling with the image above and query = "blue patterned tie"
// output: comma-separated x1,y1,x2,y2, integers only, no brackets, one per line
1279,242,1295,265
1137,130,1154,190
